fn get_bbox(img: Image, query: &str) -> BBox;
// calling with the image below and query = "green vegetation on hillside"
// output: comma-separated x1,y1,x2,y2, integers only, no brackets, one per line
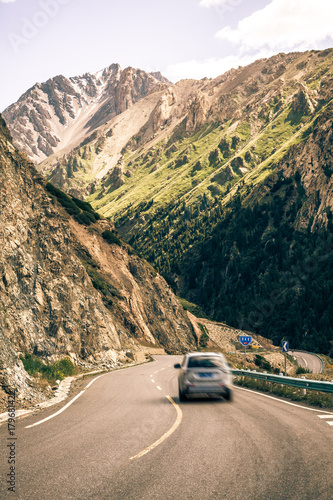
79,252,123,307
176,296,210,319
179,178,333,355
86,50,333,356
198,323,210,348
46,182,101,225
102,229,122,246
87,88,333,357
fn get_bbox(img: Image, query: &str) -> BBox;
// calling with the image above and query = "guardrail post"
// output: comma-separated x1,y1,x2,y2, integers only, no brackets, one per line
301,377,306,395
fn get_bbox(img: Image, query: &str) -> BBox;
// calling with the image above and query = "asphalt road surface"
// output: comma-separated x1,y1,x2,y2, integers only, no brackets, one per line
289,351,323,374
1,355,332,500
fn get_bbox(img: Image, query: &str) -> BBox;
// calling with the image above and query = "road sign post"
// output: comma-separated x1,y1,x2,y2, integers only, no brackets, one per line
282,341,289,376
239,336,252,356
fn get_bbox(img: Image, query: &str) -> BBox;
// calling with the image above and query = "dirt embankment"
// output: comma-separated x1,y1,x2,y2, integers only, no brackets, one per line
187,312,294,374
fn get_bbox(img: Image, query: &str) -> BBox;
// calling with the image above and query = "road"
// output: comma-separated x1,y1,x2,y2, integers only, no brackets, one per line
1,355,332,499
289,350,323,374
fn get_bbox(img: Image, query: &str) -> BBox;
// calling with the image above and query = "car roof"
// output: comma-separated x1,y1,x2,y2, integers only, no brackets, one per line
186,352,224,357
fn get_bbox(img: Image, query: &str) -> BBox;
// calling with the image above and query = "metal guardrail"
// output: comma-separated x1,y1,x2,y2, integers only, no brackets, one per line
232,369,333,393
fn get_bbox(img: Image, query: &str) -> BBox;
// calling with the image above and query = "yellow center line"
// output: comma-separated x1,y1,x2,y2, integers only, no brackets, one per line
129,396,182,461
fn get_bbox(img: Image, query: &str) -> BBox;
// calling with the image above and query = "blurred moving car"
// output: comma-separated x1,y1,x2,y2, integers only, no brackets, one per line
174,352,233,401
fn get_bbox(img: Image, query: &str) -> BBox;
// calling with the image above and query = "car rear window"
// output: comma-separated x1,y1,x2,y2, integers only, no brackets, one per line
187,356,224,369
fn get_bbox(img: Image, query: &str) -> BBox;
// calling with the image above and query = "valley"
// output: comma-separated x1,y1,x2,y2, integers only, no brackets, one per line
2,49,333,401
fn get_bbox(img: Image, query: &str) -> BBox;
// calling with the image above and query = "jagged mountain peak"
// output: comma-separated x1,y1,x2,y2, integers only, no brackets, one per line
5,49,333,201
150,71,172,85
3,64,169,163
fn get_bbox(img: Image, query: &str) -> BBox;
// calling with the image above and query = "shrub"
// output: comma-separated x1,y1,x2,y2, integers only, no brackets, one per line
82,260,123,301
198,323,210,348
296,366,311,375
20,354,77,383
177,296,209,319
46,182,101,226
234,376,332,408
209,149,220,163
46,183,80,215
102,230,122,246
74,212,94,225
71,196,101,219
254,354,272,372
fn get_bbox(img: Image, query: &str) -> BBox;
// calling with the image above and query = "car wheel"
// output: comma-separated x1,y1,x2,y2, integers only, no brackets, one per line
179,385,187,401
224,388,233,402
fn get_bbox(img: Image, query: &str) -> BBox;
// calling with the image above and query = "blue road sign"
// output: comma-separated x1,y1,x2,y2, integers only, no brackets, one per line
239,336,252,346
282,341,289,353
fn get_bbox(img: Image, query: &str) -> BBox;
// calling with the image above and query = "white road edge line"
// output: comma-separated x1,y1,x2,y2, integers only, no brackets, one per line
25,374,106,429
129,395,182,461
22,359,160,429
234,386,333,414
317,415,333,419
151,379,155,383
156,386,162,391
328,422,333,426
85,374,104,389
25,391,85,429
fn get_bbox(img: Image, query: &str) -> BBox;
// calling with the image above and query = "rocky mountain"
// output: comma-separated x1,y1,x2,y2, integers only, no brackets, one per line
0,115,196,405
3,48,333,355
86,48,332,355
3,64,168,164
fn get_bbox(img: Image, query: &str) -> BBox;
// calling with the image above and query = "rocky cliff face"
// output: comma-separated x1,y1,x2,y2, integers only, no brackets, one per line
3,65,167,163
0,115,196,404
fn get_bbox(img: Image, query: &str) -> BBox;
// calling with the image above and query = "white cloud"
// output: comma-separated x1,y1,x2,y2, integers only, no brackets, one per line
1,0,17,3
216,0,333,52
165,0,333,83
199,0,229,6
163,50,272,83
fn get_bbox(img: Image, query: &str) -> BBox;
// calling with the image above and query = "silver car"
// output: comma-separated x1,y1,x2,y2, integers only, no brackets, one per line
174,352,233,401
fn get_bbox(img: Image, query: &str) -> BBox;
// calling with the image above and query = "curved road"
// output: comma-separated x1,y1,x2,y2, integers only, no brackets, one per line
289,350,323,374
1,356,332,499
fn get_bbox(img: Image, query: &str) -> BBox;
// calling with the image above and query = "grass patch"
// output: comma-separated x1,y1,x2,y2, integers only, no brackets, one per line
20,354,77,384
234,376,333,408
235,121,251,142
177,296,209,319
80,258,123,305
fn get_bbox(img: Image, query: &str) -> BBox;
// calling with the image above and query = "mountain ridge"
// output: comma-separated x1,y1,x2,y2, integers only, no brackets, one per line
3,48,333,355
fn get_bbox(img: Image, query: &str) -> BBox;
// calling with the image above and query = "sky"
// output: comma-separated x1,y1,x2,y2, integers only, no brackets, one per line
1,0,333,111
